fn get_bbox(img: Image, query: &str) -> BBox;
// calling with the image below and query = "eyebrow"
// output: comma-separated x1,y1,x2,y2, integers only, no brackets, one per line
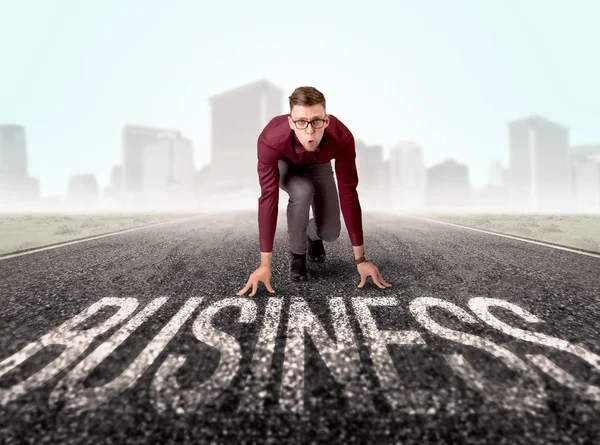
293,116,325,120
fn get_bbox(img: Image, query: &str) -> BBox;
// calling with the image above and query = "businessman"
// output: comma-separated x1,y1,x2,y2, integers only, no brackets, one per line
237,86,391,296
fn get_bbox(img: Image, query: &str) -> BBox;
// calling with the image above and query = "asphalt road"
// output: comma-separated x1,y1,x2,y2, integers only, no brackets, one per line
1,210,599,444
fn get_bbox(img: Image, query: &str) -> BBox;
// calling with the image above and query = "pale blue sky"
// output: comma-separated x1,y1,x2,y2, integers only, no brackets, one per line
1,0,598,196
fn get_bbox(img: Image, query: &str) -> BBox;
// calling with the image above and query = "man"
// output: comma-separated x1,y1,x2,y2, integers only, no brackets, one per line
237,86,391,297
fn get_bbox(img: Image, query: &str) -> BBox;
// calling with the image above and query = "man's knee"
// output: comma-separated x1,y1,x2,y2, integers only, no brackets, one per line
318,220,341,242
288,180,314,204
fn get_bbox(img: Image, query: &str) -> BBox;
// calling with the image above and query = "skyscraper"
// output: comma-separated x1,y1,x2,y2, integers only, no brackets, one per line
67,174,99,210
121,124,194,208
0,125,27,178
207,78,284,191
354,139,385,209
507,115,571,212
488,160,504,187
426,159,471,210
389,141,426,211
0,125,39,209
570,144,600,212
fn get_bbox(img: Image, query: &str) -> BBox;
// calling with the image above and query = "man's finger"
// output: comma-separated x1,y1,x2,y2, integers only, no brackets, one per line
377,271,392,287
266,280,275,293
372,274,385,289
371,269,383,287
236,281,251,295
358,276,366,288
249,281,258,297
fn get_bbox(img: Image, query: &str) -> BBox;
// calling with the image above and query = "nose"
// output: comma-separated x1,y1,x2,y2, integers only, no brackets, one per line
305,124,315,134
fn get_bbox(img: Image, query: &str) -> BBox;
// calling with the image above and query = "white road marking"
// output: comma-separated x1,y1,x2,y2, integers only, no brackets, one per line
238,297,283,412
469,297,600,402
403,213,600,259
151,297,256,414
352,297,449,414
3,293,598,413
49,296,177,413
0,297,139,407
410,297,547,413
0,212,216,261
279,297,374,413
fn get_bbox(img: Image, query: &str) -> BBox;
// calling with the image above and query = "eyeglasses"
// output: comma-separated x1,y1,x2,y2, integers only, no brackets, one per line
291,118,326,130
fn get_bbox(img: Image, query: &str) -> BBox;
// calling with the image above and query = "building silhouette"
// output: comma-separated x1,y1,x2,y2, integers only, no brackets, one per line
0,124,39,210
102,165,124,209
469,159,509,211
143,133,195,206
388,141,426,211
488,159,504,187
207,78,284,193
570,144,600,212
425,158,471,209
121,124,195,209
67,174,99,210
354,139,385,210
507,115,572,212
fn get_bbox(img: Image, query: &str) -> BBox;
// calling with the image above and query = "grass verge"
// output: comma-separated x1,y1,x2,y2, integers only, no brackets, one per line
411,212,600,253
0,212,201,256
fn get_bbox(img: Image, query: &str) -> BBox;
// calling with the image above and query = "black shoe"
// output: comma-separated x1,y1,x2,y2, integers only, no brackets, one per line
307,238,326,263
290,252,309,281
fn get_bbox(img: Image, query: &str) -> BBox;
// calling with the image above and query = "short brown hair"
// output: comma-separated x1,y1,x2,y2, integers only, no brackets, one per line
289,86,326,112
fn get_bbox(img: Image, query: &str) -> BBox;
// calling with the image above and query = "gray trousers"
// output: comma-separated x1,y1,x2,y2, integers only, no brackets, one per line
278,157,341,255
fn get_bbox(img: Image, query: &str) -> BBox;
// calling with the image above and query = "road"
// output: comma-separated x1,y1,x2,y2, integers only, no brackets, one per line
1,210,599,444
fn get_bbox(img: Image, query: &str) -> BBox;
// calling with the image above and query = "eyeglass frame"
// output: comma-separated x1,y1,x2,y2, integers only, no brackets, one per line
290,116,327,130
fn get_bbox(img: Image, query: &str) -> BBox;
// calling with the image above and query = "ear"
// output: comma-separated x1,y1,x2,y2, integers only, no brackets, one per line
288,115,295,130
323,114,330,129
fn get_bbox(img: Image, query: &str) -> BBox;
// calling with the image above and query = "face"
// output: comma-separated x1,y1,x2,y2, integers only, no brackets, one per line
288,104,329,151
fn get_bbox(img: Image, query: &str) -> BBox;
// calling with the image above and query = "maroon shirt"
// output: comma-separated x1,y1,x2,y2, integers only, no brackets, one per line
257,113,364,252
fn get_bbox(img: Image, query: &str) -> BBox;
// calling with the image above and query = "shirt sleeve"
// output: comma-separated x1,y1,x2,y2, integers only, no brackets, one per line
257,136,281,253
334,133,364,247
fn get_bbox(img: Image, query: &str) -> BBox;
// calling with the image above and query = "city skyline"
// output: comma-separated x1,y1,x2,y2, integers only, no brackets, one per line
2,76,599,214
1,0,598,197
0,91,590,201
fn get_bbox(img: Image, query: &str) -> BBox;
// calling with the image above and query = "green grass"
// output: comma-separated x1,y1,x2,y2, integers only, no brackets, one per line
2,211,599,257
413,212,600,253
0,212,201,256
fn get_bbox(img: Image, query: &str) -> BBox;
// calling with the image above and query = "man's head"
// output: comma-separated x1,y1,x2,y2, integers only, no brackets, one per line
287,86,329,152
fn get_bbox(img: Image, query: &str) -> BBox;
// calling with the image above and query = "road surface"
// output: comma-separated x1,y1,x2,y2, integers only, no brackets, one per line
1,211,599,444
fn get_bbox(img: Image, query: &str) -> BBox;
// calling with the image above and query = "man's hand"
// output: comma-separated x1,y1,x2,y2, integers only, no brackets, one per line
357,261,392,289
237,265,276,297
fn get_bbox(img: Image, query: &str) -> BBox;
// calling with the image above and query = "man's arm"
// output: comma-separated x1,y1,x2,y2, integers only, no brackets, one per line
257,137,281,265
333,132,392,289
236,132,283,297
334,133,365,259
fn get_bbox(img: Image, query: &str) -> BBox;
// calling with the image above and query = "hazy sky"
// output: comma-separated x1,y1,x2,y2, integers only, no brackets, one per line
1,0,598,197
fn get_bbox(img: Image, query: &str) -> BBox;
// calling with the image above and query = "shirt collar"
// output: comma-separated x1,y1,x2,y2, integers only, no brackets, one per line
293,132,323,153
